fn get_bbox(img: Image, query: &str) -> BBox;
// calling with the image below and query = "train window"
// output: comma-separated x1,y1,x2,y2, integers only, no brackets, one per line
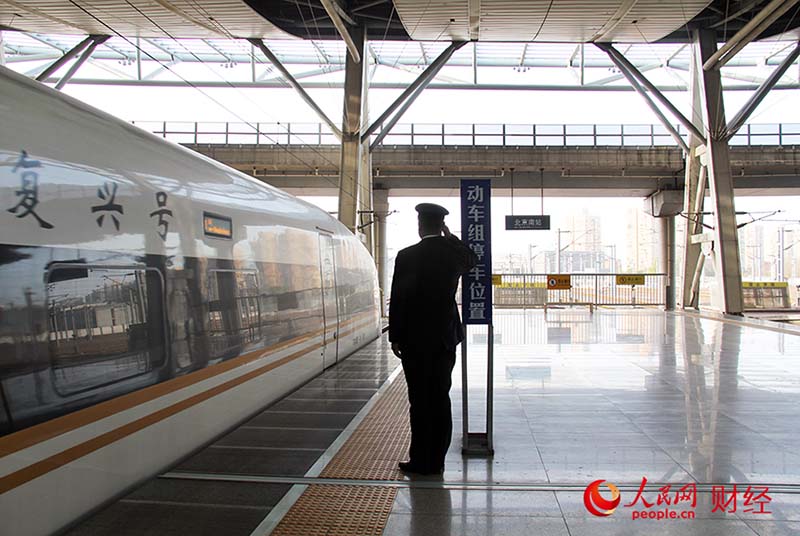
46,266,166,396
207,269,261,358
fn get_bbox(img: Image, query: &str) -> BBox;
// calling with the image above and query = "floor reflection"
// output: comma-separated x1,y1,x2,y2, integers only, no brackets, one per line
446,309,800,487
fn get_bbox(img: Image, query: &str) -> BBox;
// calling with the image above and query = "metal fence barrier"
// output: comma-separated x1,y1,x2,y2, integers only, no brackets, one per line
493,273,667,308
132,121,800,148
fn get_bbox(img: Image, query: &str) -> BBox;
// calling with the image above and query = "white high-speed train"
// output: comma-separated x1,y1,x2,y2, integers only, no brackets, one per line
0,65,381,535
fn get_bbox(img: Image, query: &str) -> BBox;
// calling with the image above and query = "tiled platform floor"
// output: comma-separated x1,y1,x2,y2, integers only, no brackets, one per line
65,338,399,536
63,309,800,535
385,309,800,535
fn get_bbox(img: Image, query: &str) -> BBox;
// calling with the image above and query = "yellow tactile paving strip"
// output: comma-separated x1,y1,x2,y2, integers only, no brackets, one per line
271,373,410,535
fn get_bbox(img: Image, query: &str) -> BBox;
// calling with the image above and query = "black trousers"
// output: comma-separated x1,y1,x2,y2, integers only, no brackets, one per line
401,345,457,471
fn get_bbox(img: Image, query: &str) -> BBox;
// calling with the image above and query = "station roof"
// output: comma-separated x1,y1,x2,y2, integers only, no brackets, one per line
4,31,797,75
3,1,799,43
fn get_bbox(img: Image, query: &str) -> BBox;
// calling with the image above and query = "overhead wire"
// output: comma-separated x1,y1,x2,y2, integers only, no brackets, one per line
292,0,331,70
64,0,362,207
530,0,556,42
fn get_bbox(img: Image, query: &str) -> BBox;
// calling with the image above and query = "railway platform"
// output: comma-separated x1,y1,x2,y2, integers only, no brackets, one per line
67,309,800,536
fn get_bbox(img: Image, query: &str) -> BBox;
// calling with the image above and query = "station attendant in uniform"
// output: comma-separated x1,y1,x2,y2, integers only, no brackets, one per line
389,203,477,475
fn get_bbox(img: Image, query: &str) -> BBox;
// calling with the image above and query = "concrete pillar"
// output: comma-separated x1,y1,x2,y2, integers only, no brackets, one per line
661,216,676,310
693,29,744,314
373,189,389,316
0,31,5,66
337,27,368,235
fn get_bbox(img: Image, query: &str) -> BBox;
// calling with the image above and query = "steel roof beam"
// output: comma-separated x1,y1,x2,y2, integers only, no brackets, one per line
597,42,706,143
248,38,342,139
35,78,800,92
25,34,67,52
704,0,800,71
352,0,389,12
55,35,110,90
319,0,360,63
586,63,660,86
602,53,690,154
35,35,95,82
7,53,61,64
368,70,428,150
362,41,466,143
725,40,800,140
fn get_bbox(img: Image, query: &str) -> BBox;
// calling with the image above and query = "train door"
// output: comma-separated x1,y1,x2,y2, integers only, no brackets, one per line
318,233,339,368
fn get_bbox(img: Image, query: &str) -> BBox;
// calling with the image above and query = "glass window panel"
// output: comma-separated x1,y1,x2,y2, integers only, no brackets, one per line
506,125,533,135
413,135,442,145
596,135,622,145
474,135,503,145
749,135,780,145
729,135,749,146
566,136,594,146
536,125,563,135
47,267,166,396
413,124,442,134
566,125,593,135
475,124,503,135
382,135,411,145
596,125,622,135
389,124,412,134
623,136,652,146
228,134,257,144
536,136,565,146
506,135,534,146
444,124,472,134
652,136,677,146
624,125,651,135
444,135,473,145
748,124,779,134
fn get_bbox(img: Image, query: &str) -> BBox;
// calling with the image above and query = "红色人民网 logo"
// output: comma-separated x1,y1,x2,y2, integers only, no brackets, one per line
583,479,621,517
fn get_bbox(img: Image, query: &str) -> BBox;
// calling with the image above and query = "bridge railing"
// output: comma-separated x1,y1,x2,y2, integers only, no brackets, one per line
492,273,667,308
132,120,800,148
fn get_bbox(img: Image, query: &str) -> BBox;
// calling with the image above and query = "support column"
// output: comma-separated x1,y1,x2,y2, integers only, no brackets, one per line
373,189,389,316
358,47,373,252
359,142,373,251
337,27,367,235
693,29,744,314
661,216,676,310
680,50,706,309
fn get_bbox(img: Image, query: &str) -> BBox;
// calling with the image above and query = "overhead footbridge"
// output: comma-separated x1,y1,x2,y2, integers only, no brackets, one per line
132,120,800,198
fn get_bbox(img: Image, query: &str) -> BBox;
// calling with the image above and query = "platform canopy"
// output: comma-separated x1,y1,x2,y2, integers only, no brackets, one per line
3,1,800,43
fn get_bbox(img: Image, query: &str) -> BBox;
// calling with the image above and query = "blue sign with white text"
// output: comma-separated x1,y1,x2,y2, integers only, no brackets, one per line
461,179,492,325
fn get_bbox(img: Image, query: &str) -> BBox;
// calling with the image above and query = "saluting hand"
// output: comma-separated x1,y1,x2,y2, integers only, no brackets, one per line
442,224,452,238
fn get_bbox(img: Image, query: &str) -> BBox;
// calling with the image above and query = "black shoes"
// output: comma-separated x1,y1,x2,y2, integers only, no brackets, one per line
398,461,444,475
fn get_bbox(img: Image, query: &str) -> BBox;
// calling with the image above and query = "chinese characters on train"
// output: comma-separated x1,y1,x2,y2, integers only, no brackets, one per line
8,150,53,229
7,150,172,241
461,179,492,325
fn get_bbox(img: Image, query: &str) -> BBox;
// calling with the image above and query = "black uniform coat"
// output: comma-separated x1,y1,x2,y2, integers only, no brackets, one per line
388,234,477,472
389,234,477,352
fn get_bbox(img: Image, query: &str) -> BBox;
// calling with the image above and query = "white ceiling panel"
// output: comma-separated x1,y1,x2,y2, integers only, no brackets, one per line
393,0,713,42
0,0,288,39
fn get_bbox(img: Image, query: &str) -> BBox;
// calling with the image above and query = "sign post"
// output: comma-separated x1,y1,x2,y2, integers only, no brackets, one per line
460,179,494,456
